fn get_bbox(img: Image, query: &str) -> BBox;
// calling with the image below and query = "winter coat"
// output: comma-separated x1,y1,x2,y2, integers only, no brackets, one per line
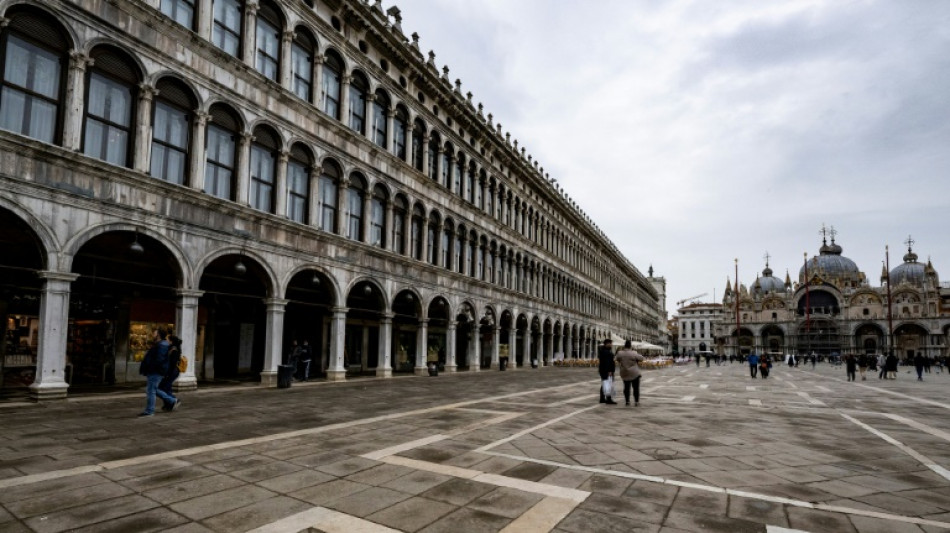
615,349,645,381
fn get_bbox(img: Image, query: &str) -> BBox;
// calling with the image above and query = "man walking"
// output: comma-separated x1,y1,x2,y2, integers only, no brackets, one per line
139,327,178,417
598,339,617,405
615,340,646,406
299,339,313,381
748,352,759,378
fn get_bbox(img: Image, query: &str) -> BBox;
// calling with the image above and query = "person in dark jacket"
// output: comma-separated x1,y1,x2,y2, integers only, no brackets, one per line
886,352,899,379
845,354,857,381
748,352,759,378
914,352,925,381
139,327,178,417
598,339,617,405
159,335,182,411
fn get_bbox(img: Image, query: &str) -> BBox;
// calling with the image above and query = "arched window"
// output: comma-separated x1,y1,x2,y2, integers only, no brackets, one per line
486,178,495,216
441,142,452,188
0,7,70,144
249,125,279,213
477,169,487,210
410,204,424,261
150,77,195,184
321,51,343,119
255,1,282,81
287,143,312,223
427,213,440,265
348,71,368,134
291,28,315,101
467,230,477,277
318,160,340,233
394,106,409,161
83,46,138,167
370,185,387,248
161,0,195,29
371,90,388,148
212,0,243,57
454,152,464,196
345,174,365,240
204,104,241,200
441,221,452,269
392,195,407,255
427,133,440,181
477,236,486,280
411,118,424,169
466,162,476,203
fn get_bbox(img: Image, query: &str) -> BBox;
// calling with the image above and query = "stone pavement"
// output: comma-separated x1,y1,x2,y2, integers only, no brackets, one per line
1,362,950,532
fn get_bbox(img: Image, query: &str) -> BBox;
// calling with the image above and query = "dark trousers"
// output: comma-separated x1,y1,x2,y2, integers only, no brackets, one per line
847,369,856,381
761,366,769,379
623,377,641,404
750,365,758,378
159,369,179,408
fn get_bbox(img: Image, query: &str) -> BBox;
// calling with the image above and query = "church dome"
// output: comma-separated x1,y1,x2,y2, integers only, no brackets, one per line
799,237,861,281
755,264,786,293
889,247,928,286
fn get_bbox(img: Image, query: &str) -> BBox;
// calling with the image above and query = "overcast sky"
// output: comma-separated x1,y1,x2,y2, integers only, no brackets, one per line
396,0,950,316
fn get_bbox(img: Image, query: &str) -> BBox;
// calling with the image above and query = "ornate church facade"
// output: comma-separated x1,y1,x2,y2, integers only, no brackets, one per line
718,232,950,360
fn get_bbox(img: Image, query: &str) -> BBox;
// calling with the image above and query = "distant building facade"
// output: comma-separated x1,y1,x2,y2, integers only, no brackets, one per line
719,232,950,360
675,303,723,355
0,0,660,399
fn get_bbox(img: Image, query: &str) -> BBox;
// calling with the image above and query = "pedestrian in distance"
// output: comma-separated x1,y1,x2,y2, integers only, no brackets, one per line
878,353,887,380
287,339,300,379
857,353,868,381
811,354,816,369
915,352,925,381
748,352,759,378
886,352,899,380
159,335,183,411
615,340,645,406
138,327,178,417
299,339,313,381
598,339,617,405
760,355,771,379
845,353,857,382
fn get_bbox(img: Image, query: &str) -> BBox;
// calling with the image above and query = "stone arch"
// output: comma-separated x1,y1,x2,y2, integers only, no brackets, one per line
194,246,278,297
0,198,58,270
280,263,341,305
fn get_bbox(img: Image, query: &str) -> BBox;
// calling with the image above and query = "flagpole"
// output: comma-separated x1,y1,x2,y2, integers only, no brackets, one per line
886,245,893,357
735,258,740,357
804,252,810,358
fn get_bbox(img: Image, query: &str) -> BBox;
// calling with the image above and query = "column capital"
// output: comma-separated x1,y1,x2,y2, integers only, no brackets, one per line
418,318,429,326
314,53,326,66
239,132,255,143
447,320,457,330
263,297,289,309
194,110,211,125
342,74,353,85
282,29,295,43
37,271,80,283
331,306,348,316
380,312,394,322
176,288,205,299
246,0,259,14
277,149,290,163
69,51,93,71
138,83,158,101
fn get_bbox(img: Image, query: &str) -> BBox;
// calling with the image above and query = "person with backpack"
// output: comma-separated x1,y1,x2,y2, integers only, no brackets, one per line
159,335,184,412
139,327,178,417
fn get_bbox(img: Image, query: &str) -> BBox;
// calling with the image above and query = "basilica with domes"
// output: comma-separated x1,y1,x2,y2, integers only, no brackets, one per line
716,230,949,361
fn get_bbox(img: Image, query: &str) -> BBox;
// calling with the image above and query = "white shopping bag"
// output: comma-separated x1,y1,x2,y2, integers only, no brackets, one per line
602,376,614,397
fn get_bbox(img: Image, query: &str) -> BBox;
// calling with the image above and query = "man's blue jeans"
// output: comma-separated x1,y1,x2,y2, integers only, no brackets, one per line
145,374,176,414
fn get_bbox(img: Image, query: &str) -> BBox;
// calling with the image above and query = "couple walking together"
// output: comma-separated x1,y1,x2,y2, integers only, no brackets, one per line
599,339,646,406
138,327,184,417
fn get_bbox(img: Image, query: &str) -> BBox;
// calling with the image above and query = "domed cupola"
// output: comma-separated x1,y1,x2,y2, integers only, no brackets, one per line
757,258,785,293
798,226,862,286
889,236,928,287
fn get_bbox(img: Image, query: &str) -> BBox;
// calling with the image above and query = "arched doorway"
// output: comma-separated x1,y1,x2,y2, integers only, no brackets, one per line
199,253,269,380
515,314,529,367
854,323,884,356
479,307,496,370
731,327,754,356
70,231,183,386
499,310,514,367
347,281,386,374
530,316,541,367
455,302,476,370
428,297,450,370
0,207,46,393
795,318,840,357
760,325,785,357
283,269,335,379
894,323,929,361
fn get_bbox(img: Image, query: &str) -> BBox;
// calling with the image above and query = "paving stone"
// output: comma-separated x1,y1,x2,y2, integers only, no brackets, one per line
61,508,190,533
578,492,668,525
23,494,159,533
143,474,246,505
313,456,378,477
169,485,277,521
808,479,881,498
201,495,312,531
381,470,452,495
501,461,557,481
662,509,762,532
854,492,946,517
668,486,728,517
622,480,678,506
787,506,858,532
367,496,457,532
555,507,660,533
117,465,218,492
419,477,496,507
467,487,545,519
0,472,112,504
848,514,926,533
727,495,788,527
344,463,414,486
579,474,634,496
417,507,511,533
326,486,411,517
5,480,134,519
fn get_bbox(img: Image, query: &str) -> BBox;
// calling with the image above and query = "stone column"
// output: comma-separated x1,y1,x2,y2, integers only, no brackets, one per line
361,192,372,243
402,210,411,257
173,289,203,391
189,111,210,192
133,83,156,173
508,325,518,369
376,313,393,378
565,330,573,359
340,75,352,128
469,325,481,372
421,135,430,176
260,298,287,387
419,216,429,264
235,132,253,204
363,93,376,140
308,165,322,226
384,200,394,251
414,319,428,376
311,54,324,108
29,272,79,401
335,177,349,236
274,149,289,217
242,0,259,68
279,30,293,89
545,332,554,366
385,108,395,152
445,321,457,372
446,155,456,191
62,52,92,152
197,0,213,40
523,327,532,367
490,326,501,370
326,307,347,381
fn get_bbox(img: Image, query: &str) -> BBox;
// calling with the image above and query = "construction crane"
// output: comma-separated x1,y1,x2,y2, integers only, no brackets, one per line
676,292,708,308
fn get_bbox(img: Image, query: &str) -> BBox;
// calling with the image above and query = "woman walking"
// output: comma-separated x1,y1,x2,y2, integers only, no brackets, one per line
615,341,646,406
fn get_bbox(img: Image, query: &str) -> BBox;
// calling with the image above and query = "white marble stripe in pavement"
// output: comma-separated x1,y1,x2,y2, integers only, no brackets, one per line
482,451,950,530
473,405,599,453
884,413,950,442
795,391,825,406
699,384,709,389
840,413,950,483
247,506,400,533
766,526,809,533
749,399,763,406
362,434,450,460
498,496,579,533
814,385,832,392
747,386,756,391
800,370,950,410
681,395,696,402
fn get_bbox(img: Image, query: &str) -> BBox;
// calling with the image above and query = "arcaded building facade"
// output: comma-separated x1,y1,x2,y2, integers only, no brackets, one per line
0,0,660,399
